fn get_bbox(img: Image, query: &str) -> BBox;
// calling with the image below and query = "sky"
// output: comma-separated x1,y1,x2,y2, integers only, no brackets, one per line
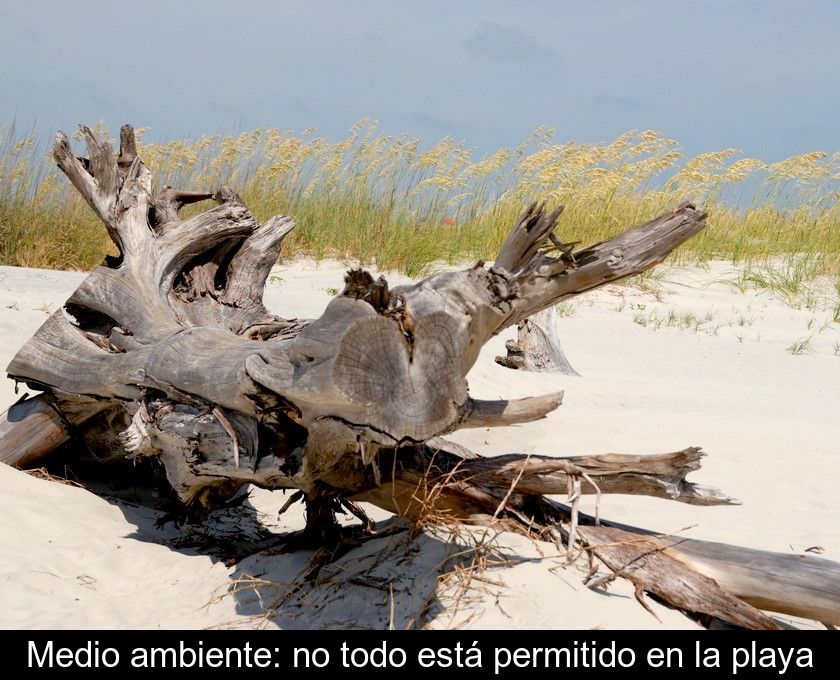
1,0,839,160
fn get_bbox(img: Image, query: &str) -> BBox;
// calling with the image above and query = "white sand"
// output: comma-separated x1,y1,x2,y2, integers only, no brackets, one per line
0,259,838,629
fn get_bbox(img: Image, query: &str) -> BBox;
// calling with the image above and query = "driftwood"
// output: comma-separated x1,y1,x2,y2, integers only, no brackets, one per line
2,124,839,629
495,306,580,375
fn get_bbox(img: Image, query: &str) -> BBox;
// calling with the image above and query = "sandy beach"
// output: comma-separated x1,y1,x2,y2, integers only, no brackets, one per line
1,259,838,630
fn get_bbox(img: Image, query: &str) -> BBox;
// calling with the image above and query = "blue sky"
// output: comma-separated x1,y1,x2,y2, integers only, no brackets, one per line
1,0,838,160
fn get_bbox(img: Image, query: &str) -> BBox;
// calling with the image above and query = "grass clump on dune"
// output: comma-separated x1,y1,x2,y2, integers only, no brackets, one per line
1,121,838,280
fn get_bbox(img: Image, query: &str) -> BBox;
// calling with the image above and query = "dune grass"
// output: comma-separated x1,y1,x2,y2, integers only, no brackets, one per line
1,121,839,282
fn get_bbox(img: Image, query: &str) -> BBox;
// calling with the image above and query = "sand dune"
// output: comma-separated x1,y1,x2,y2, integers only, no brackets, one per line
1,260,837,629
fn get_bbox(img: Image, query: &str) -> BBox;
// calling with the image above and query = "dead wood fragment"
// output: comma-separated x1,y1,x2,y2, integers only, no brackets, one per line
495,307,580,376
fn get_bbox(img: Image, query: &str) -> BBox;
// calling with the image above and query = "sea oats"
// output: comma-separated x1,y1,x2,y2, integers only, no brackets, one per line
0,123,838,274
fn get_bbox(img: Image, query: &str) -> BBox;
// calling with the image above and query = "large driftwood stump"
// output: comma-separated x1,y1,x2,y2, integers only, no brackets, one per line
2,124,839,629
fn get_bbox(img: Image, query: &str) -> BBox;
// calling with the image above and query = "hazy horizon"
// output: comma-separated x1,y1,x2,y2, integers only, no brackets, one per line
2,0,839,161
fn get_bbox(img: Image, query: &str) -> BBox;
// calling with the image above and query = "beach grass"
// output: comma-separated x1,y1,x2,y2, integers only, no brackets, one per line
1,121,838,282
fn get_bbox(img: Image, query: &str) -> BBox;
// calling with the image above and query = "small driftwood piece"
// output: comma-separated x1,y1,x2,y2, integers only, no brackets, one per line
495,306,580,375
2,124,839,629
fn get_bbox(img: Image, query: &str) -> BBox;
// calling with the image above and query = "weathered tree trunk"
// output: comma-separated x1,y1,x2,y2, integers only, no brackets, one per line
1,124,838,629
495,306,580,375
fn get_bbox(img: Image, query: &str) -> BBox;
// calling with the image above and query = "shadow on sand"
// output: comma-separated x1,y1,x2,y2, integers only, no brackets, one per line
90,477,467,629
